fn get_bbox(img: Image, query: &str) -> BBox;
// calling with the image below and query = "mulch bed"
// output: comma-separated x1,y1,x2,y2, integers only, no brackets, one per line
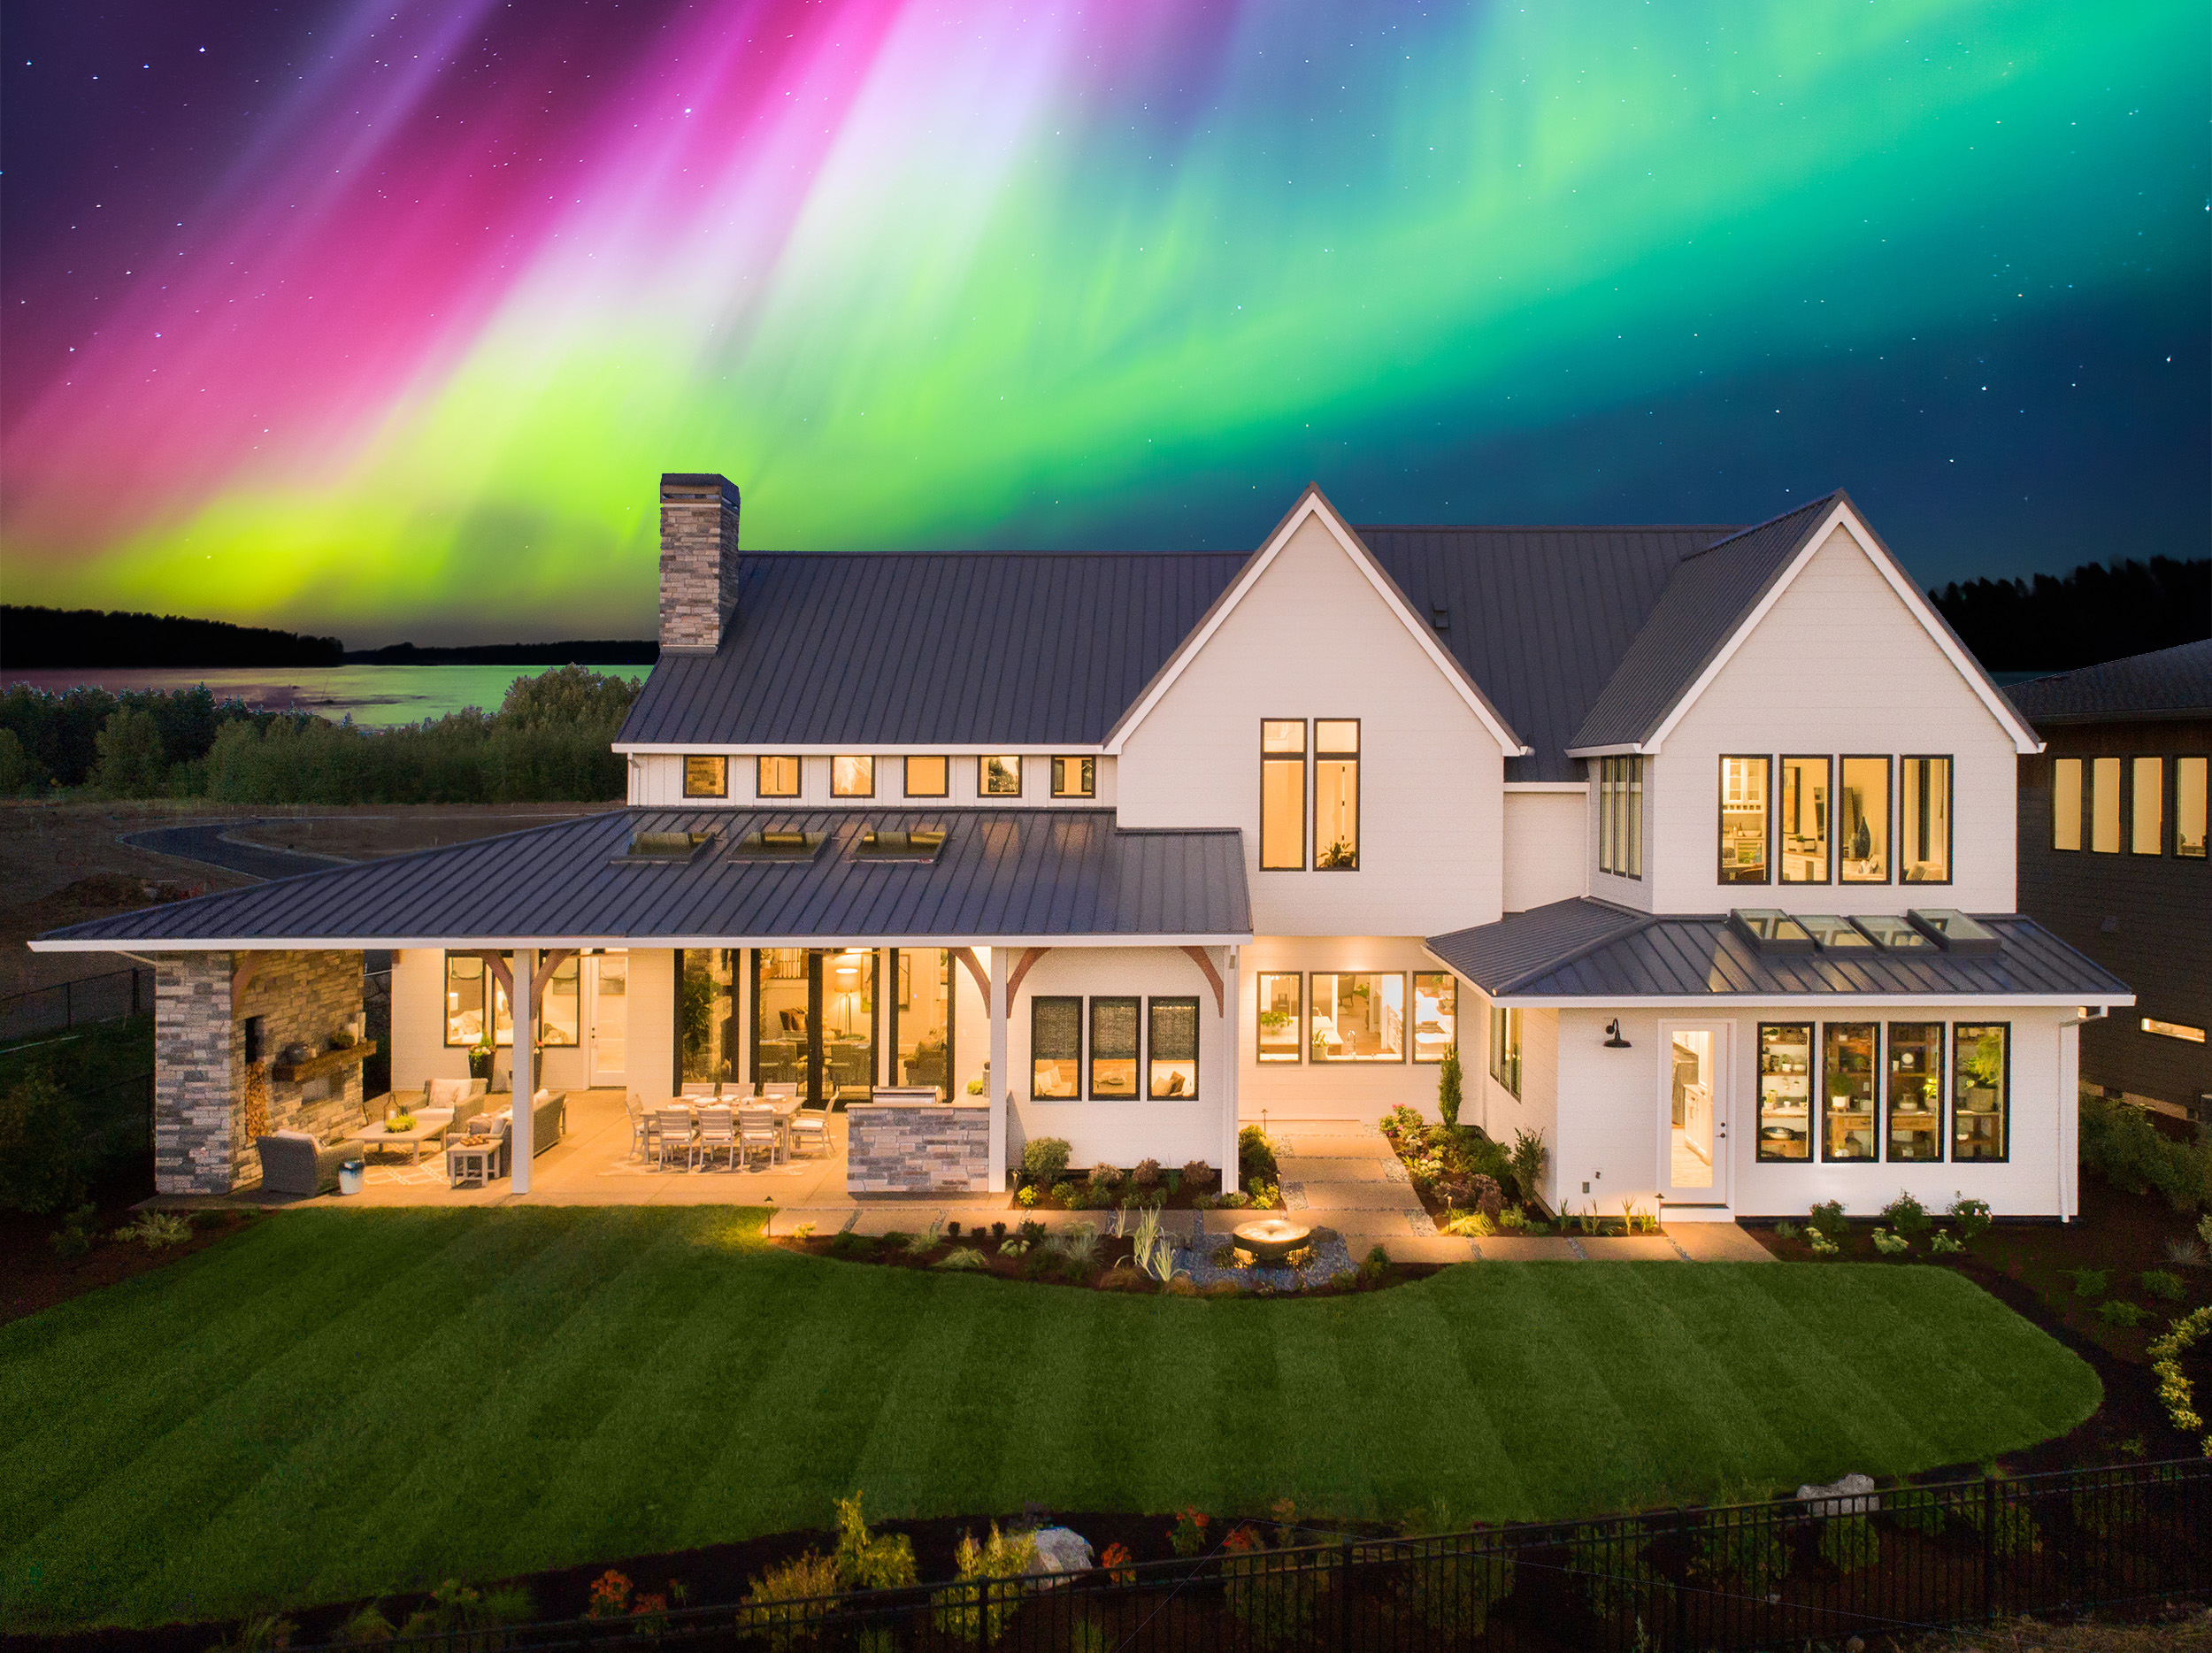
0,1155,261,1326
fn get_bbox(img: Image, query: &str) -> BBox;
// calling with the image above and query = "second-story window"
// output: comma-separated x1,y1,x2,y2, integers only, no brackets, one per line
683,756,727,798
2053,757,2083,850
1779,756,1829,883
2090,757,2122,853
1840,757,1890,882
1260,720,1305,870
980,755,1022,796
1718,756,1770,883
1051,756,1095,798
757,755,800,798
1315,719,1360,870
1901,757,1952,883
2131,757,2162,855
832,755,874,797
905,755,949,797
1600,757,1644,879
2179,757,2208,857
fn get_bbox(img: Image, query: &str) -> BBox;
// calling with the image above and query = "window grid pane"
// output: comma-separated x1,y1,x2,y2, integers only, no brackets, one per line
1779,757,1831,884
1256,973,1302,1063
1756,1023,1811,1161
1901,757,1950,884
1953,1024,2008,1161
1488,1004,1521,1098
1311,973,1403,1062
1411,972,1457,1064
1886,1022,1943,1161
1052,756,1095,798
757,755,799,797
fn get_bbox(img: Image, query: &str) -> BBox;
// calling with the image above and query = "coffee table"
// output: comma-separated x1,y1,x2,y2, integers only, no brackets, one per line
358,1116,450,1165
446,1135,502,1188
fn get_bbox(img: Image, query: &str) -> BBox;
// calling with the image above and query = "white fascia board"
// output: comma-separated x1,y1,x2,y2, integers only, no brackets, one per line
1640,499,2042,757
1562,742,1643,758
613,744,1109,757
1102,487,1530,757
1493,991,2136,1011
31,931,1255,954
1504,781,1590,793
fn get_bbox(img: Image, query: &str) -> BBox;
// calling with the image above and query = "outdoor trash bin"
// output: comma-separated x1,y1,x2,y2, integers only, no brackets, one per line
338,1158,365,1196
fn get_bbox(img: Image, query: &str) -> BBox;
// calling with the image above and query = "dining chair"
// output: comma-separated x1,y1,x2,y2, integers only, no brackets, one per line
763,1081,801,1105
625,1093,649,1159
736,1105,780,1170
695,1106,738,1171
656,1107,698,1171
786,1098,832,1158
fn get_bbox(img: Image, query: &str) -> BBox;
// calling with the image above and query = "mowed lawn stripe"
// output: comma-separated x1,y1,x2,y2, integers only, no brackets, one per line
0,1208,2100,1630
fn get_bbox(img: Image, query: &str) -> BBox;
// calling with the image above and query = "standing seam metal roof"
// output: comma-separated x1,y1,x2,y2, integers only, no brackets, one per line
2005,639,2212,725
32,809,1253,945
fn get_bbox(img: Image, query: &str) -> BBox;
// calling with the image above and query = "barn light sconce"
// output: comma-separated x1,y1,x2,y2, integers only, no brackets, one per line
1603,1020,1632,1049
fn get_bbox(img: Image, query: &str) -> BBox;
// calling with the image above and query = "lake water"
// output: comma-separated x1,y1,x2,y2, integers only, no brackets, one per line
2,664,650,728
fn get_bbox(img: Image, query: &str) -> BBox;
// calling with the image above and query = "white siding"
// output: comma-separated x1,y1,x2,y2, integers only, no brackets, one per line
1238,935,1457,1120
1473,989,1560,1204
1647,525,2020,914
1117,514,1507,937
1005,945,1232,1173
626,950,676,1098
628,753,1116,809
1548,1001,2077,1219
1504,789,1588,911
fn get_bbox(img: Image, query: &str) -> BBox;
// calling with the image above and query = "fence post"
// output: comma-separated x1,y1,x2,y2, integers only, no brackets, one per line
63,977,73,1030
1339,1538,1355,1653
1981,1473,1998,1624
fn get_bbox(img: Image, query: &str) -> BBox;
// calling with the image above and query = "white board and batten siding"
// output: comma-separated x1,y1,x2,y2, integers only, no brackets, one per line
1503,789,1589,911
1238,934,1461,1121
1642,525,2022,915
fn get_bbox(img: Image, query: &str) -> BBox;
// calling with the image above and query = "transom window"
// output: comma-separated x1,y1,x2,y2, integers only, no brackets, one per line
1051,756,1095,798
980,755,1023,797
757,755,800,798
904,755,949,798
1259,720,1306,870
831,755,873,797
682,755,727,798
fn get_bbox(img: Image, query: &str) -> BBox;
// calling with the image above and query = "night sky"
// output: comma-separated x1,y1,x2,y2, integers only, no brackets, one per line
2,0,2205,647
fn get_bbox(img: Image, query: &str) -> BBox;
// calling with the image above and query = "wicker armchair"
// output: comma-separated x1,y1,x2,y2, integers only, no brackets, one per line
254,1130,354,1196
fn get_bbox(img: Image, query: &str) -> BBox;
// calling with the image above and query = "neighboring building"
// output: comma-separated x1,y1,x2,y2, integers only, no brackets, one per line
2008,640,2212,1121
35,477,2132,1218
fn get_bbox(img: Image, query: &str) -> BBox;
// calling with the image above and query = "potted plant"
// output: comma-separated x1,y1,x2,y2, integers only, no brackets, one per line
469,1041,493,1081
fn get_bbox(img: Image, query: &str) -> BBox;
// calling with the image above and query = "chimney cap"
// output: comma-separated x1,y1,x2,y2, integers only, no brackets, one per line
660,473,740,506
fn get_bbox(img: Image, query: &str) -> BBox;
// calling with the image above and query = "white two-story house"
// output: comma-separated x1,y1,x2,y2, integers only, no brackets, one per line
37,474,2131,1219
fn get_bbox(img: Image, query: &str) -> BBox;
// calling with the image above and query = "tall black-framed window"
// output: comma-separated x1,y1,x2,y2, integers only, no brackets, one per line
1051,757,1095,798
2131,756,2163,855
1256,972,1302,1063
1755,1022,1812,1161
889,947,954,1094
981,754,1023,797
757,755,800,798
2179,757,2208,858
1411,972,1458,1064
2052,756,2084,850
1488,1003,1521,1098
1886,1022,1944,1162
1031,996,1080,1099
2089,757,2123,853
1599,757,1644,879
1901,756,1952,883
1148,997,1199,1098
683,756,728,798
1088,996,1140,1098
443,950,578,1049
1822,1022,1878,1161
1718,755,1770,884
1952,1023,2009,1162
1778,755,1831,884
1315,719,1360,869
680,948,740,1083
1260,720,1306,870
904,756,949,798
1839,756,1891,882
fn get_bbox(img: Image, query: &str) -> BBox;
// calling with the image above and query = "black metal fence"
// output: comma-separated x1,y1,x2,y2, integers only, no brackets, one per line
0,965,155,1042
295,1457,2208,1652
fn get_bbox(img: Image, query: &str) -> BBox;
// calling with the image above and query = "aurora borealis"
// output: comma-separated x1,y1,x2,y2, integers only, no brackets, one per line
3,1,2205,644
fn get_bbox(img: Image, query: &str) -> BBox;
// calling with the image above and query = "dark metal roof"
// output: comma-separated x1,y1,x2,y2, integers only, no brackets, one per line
1566,494,1841,752
2005,639,2212,726
33,809,1252,947
1426,897,2132,1002
618,552,1249,747
1356,526,1737,781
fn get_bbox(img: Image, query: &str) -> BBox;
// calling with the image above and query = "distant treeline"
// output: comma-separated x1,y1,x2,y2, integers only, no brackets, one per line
342,640,657,665
1929,556,2208,673
0,666,637,803
1,606,344,669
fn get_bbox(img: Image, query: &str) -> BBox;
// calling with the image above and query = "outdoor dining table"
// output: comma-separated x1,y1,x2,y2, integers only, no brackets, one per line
658,1095,804,1163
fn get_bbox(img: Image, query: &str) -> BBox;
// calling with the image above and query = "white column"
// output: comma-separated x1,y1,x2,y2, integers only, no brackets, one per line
1221,944,1241,1195
987,946,1009,1193
2057,1015,2080,1223
512,946,535,1193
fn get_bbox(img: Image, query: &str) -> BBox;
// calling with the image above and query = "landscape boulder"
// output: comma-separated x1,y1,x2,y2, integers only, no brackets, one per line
1794,1472,1878,1516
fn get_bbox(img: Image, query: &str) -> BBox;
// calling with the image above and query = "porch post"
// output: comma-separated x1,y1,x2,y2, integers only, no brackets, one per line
512,946,535,1192
1221,944,1240,1195
987,946,1009,1193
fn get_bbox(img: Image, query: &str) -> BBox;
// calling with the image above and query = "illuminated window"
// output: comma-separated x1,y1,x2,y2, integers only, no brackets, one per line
2178,757,2208,858
1779,756,1831,884
1886,1022,1943,1162
1310,972,1403,1062
2052,757,2082,850
1148,997,1199,1098
980,755,1022,796
442,952,574,1048
1256,973,1302,1064
1088,997,1139,1099
2131,757,2162,855
1260,720,1305,870
1822,1022,1878,1161
1900,757,1950,883
1756,1023,1811,1162
904,755,949,797
832,755,873,797
1600,756,1645,879
1718,756,1770,883
757,755,800,798
2143,1018,2207,1044
1839,757,1890,882
1051,756,1095,798
682,756,727,798
1315,720,1360,870
1412,972,1457,1064
2090,757,2121,853
1031,996,1080,1099
1952,1024,2008,1162
1488,1003,1522,1098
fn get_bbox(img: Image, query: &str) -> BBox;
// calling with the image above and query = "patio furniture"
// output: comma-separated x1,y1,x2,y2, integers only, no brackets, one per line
657,1108,698,1171
626,1093,651,1159
737,1104,781,1169
446,1134,502,1188
254,1130,354,1196
356,1115,450,1165
763,1081,801,1104
696,1106,738,1171
786,1098,832,1157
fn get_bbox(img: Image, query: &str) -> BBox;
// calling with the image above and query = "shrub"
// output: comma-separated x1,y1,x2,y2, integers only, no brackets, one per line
396,1580,534,1643
744,1552,842,1649
1361,1244,1391,1284
933,1249,987,1271
1871,1228,1909,1256
1932,1232,1965,1255
2081,1094,2212,1212
1509,1127,1547,1203
1808,1229,1839,1257
1049,1181,1076,1205
2069,1267,2108,1298
1239,1125,1279,1186
1818,1514,1879,1573
0,1069,87,1214
1017,1186,1037,1208
330,1603,396,1644
1021,1137,1072,1182
2099,1299,2149,1328
114,1211,191,1249
1049,1223,1100,1270
1949,1196,1993,1240
2143,1269,2185,1301
1168,1507,1210,1557
1132,1157,1162,1188
50,1202,99,1258
1437,1046,1463,1133
1469,1173,1503,1222
1773,1219,1800,1242
1497,1207,1526,1233
587,1570,635,1618
933,1526,1037,1644
1808,1200,1847,1241
1444,1211,1494,1238
1180,1159,1212,1188
1088,1164,1123,1195
902,1228,940,1257
1882,1190,1932,1236
836,1493,917,1590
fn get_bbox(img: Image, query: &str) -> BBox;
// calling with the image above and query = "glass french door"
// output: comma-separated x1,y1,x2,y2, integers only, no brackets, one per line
1658,1021,1732,1204
753,949,877,1104
588,952,627,1087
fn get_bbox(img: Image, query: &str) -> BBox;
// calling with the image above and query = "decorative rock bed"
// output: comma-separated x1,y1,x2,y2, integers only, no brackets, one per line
1176,1232,1355,1293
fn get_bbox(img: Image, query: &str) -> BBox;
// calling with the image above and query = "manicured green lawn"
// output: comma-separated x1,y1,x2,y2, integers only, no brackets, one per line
0,1209,2097,1630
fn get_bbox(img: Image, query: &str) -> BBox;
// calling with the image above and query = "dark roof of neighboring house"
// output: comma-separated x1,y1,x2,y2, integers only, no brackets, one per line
32,809,1252,948
2004,639,2212,726
619,552,1251,748
1564,495,1842,751
1426,897,2131,1003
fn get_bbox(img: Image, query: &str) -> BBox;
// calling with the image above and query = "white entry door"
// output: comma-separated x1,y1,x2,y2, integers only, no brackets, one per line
1657,1021,1732,1206
588,952,628,1087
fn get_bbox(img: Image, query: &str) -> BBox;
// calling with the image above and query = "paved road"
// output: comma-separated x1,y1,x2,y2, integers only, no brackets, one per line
120,820,355,882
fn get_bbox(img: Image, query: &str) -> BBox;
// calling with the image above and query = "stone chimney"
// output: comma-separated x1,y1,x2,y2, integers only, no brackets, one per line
657,473,741,652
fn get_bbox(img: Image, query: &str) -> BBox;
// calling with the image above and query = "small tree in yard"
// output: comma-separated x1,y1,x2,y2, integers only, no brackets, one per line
1438,1046,1463,1134
0,1069,86,1213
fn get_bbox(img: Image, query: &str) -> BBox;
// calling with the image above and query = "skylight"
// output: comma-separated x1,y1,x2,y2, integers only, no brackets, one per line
729,828,826,861
1797,915,1874,950
1850,914,1934,951
853,827,949,862
1727,910,1814,954
613,829,712,866
1907,909,2001,956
